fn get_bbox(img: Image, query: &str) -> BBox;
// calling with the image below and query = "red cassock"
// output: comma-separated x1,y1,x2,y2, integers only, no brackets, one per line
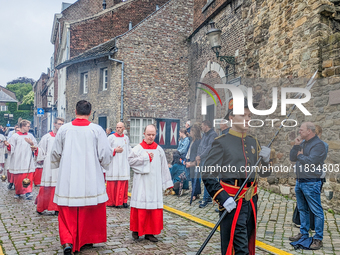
7,170,14,183
130,207,163,236
106,180,128,206
58,203,107,252
13,173,33,195
33,168,43,186
35,186,58,212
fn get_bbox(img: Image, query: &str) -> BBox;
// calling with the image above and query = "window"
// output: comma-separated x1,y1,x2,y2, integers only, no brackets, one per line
98,116,107,130
81,72,88,94
130,118,154,145
100,68,108,91
155,118,180,149
0,105,7,111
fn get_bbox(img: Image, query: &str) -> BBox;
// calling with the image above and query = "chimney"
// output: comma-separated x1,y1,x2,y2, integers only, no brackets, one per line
103,0,107,10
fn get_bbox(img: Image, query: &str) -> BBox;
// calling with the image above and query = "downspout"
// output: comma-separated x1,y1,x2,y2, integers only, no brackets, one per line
108,54,124,121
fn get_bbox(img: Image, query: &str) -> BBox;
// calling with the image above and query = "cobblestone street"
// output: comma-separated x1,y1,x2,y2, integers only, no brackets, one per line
0,180,339,254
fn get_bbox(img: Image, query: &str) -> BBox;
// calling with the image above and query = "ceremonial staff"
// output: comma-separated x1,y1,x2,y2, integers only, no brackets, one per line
196,71,318,255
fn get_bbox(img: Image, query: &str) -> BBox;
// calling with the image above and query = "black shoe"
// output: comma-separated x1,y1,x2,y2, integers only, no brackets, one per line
7,183,13,190
199,200,212,208
215,208,219,213
289,233,304,242
36,210,43,215
310,239,323,250
116,205,123,208
62,243,73,254
145,234,158,242
55,211,59,216
132,231,139,240
123,203,129,208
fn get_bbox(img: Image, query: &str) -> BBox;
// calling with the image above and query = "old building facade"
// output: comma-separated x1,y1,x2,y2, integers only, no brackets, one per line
51,0,170,120
56,0,193,150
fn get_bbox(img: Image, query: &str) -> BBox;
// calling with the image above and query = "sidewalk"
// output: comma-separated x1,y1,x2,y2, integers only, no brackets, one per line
163,186,340,255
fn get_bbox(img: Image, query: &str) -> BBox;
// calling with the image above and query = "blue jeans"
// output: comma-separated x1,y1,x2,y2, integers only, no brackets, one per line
295,180,324,240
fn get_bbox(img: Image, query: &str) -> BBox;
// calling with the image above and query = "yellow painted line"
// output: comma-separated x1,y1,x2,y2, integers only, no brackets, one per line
0,245,4,255
255,240,292,255
127,192,292,255
163,204,219,230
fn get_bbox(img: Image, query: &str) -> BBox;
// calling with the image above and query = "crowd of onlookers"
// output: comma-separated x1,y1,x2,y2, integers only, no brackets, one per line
169,120,223,210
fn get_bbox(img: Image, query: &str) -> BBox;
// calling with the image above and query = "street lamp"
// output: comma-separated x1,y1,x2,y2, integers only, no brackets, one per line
206,21,236,77
3,113,13,127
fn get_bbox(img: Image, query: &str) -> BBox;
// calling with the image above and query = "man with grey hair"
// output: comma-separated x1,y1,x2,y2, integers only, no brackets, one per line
289,122,326,250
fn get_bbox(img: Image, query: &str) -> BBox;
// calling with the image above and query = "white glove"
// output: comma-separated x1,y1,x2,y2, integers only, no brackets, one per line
223,197,236,213
259,146,271,163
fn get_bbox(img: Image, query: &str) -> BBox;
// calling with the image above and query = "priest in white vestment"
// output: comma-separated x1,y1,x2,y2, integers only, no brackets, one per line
128,124,173,242
50,100,112,254
107,122,131,208
4,120,37,200
28,117,64,214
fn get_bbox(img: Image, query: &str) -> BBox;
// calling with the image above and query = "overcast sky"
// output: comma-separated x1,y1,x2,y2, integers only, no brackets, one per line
0,0,76,86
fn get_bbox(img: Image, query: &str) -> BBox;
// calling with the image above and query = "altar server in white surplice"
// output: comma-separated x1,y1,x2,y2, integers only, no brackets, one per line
29,117,64,215
4,120,37,200
0,134,6,169
106,122,131,208
128,124,173,243
50,100,113,254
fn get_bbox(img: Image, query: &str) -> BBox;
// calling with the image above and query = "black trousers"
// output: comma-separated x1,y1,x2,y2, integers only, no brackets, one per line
219,195,257,255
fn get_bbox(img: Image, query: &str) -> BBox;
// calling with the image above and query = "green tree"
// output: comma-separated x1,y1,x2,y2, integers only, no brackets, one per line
6,83,33,102
22,91,34,105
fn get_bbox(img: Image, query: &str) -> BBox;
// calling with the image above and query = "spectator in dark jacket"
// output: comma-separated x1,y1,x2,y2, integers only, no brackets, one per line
185,124,202,201
196,120,217,208
289,122,326,250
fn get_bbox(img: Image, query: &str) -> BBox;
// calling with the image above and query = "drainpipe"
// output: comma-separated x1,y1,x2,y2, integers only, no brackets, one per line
108,55,124,121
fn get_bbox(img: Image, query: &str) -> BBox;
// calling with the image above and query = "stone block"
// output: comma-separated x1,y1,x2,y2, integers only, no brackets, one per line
328,140,340,150
294,17,307,28
269,185,280,194
329,89,340,105
334,57,340,67
322,68,335,77
280,185,291,195
322,59,333,69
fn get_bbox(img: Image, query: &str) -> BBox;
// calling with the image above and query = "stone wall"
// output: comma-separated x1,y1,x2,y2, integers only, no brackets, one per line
189,0,245,124
189,0,340,211
65,57,120,127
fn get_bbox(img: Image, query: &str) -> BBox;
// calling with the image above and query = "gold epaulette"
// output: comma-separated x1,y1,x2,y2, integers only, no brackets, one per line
215,134,225,140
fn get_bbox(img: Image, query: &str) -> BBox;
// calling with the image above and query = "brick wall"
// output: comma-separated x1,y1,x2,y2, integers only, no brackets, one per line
69,0,169,57
115,0,193,128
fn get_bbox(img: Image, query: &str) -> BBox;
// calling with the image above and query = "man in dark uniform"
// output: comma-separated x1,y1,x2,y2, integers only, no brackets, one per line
202,98,271,255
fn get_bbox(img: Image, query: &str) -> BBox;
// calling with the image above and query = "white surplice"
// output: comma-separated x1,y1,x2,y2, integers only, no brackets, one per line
128,142,173,209
0,134,6,164
8,133,37,174
35,132,57,187
106,134,131,181
51,122,113,207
